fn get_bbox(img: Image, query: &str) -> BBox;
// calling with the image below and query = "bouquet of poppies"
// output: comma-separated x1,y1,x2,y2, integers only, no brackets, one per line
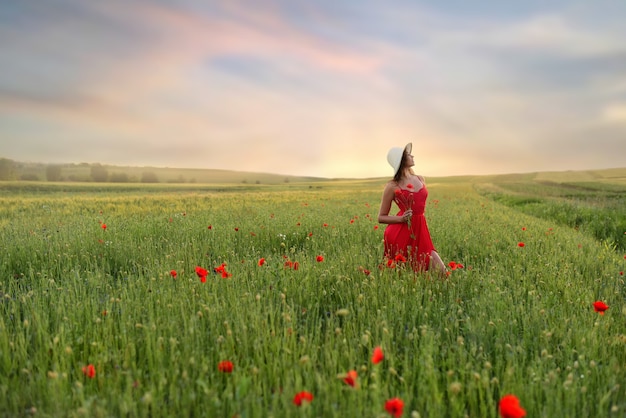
394,184,414,230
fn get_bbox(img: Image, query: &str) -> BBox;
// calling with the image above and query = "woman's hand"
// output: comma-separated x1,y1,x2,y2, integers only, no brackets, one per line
402,210,413,223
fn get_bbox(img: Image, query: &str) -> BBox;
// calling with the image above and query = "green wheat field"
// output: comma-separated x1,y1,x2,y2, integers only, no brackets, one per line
1,168,625,417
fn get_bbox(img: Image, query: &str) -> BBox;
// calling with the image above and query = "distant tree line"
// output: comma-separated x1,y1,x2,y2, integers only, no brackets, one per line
0,158,171,183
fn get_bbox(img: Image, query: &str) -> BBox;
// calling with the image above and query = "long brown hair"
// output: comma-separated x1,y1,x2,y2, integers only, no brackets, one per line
392,150,411,183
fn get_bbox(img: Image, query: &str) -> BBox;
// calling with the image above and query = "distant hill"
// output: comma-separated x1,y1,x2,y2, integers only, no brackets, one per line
427,167,626,186
1,159,331,184
2,157,625,185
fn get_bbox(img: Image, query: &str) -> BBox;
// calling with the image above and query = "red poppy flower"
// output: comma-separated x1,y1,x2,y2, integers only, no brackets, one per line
372,346,384,364
316,255,324,262
214,263,232,278
195,266,208,277
284,260,299,270
498,394,526,418
521,227,526,231
208,225,212,230
293,391,314,406
384,397,404,417
350,219,355,224
394,188,402,196
593,301,609,315
343,370,358,387
323,223,329,227
101,224,107,230
82,364,96,379
517,242,525,247
448,261,457,270
258,258,266,266
374,225,379,230
308,232,313,237
170,270,177,278
394,253,407,263
234,227,239,232
386,259,396,268
218,360,234,373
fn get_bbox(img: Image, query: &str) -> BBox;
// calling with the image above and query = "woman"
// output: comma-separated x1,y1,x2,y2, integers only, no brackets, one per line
377,143,447,274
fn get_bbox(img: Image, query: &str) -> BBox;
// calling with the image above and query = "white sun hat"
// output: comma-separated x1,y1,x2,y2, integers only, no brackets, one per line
386,143,412,175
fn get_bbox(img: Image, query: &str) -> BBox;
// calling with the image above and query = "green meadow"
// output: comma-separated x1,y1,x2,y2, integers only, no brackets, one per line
0,169,625,417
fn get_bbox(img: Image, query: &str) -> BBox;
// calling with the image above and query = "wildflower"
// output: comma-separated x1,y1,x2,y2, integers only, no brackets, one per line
521,227,526,231
195,266,208,282
170,270,177,278
284,260,299,270
394,253,407,263
374,225,379,230
406,183,414,189
593,301,609,315
82,364,96,379
449,261,464,270
101,223,107,230
218,360,234,373
214,263,232,278
258,258,266,266
517,242,525,247
316,255,324,262
384,397,404,417
323,223,329,227
372,346,384,364
208,225,212,230
498,394,526,418
293,391,314,406
234,227,239,232
342,370,358,387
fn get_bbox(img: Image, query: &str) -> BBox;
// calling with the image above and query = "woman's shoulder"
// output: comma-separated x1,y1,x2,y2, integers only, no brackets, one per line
383,180,399,194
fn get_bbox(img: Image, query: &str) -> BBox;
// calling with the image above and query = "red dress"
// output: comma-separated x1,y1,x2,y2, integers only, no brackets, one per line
384,186,435,271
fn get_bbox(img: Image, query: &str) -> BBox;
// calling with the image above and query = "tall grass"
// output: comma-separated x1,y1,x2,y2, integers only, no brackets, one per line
0,180,624,417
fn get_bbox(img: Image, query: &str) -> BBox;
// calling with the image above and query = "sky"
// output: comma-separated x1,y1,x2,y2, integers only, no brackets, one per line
1,0,625,179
